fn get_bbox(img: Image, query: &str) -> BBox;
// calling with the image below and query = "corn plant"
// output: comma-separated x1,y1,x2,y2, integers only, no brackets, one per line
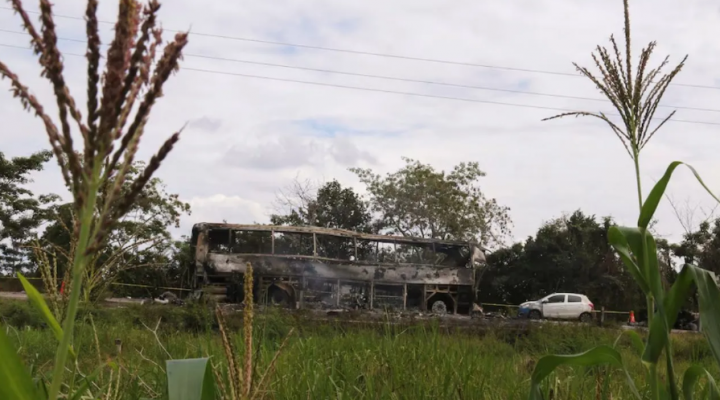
0,0,187,399
164,263,295,400
28,238,71,321
531,1,720,399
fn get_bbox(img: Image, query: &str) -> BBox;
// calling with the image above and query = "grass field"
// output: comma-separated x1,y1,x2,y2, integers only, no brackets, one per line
1,300,717,399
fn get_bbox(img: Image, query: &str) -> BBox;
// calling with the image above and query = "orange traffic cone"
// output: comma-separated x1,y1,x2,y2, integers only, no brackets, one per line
629,310,636,325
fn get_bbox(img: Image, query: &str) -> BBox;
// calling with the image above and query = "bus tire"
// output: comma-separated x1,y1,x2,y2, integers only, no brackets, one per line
428,294,453,315
268,284,294,308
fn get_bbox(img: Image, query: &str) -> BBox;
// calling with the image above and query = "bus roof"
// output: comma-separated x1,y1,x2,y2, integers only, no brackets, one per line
192,222,489,252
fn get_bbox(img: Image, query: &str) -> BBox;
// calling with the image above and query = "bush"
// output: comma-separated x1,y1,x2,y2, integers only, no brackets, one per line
0,301,44,329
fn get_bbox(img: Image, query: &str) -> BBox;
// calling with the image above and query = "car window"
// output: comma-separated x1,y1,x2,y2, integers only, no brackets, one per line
547,294,565,303
568,295,582,303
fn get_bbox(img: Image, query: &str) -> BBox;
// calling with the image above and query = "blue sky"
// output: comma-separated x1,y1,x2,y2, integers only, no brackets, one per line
1,0,720,247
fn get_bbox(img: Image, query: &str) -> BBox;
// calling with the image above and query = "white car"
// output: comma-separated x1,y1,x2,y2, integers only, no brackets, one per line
518,293,594,322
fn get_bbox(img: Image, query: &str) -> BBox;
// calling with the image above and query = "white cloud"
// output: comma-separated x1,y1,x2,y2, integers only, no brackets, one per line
1,0,720,245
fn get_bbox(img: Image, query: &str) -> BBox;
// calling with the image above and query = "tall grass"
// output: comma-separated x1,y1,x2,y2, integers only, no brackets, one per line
1,304,715,400
212,263,295,400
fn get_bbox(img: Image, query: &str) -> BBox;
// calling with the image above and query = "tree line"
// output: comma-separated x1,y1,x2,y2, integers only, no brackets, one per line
0,150,192,299
1,151,715,311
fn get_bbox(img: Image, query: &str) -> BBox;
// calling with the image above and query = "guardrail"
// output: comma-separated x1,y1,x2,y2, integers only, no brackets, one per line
479,302,629,314
0,277,636,319
0,277,193,293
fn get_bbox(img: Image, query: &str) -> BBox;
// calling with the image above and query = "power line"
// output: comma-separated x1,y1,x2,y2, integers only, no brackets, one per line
2,42,720,127
1,5,718,91
2,28,719,114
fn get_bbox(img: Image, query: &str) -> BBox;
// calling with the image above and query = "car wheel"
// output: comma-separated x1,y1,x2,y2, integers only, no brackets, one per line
528,310,541,320
579,312,592,323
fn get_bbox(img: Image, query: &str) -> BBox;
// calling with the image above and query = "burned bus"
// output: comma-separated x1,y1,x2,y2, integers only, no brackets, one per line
190,223,488,315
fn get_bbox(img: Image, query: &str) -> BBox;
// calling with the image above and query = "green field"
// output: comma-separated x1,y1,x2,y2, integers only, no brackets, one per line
1,300,717,399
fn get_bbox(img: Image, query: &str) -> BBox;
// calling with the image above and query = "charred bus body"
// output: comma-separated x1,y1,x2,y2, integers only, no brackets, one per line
191,223,488,314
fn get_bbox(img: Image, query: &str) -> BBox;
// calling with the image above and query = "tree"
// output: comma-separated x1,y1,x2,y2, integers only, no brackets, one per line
0,150,59,274
697,219,720,276
271,179,374,233
477,242,525,304
665,194,718,271
672,217,720,278
38,161,191,300
672,223,710,268
351,157,511,248
271,179,375,259
478,210,644,312
656,194,719,307
113,235,195,298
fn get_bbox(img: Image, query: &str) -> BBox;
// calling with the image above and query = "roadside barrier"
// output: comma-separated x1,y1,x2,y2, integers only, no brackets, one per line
108,282,194,292
0,278,637,316
479,302,629,315
0,277,193,293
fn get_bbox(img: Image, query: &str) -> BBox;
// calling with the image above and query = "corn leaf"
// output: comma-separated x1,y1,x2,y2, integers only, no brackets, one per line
613,330,645,357
687,265,720,367
166,358,216,400
0,325,40,400
69,361,109,400
663,266,695,332
643,265,694,364
528,345,639,400
637,162,720,229
18,274,63,340
612,226,664,301
682,365,720,400
608,226,650,294
17,273,76,361
34,376,48,399
608,224,676,370
642,230,665,303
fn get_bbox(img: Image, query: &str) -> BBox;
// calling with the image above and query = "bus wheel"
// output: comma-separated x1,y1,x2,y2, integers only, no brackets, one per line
268,285,292,307
430,299,449,315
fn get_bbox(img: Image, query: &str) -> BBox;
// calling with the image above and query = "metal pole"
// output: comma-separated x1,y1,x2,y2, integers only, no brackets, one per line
403,284,407,310
421,284,427,311
336,279,341,307
299,275,305,309
369,281,374,310
313,233,317,257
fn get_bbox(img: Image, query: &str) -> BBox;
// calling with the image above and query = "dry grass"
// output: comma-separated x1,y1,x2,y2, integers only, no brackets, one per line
213,263,295,400
6,302,718,400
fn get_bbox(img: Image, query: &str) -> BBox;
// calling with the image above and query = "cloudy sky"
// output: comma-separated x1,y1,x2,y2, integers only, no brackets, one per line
1,0,720,247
